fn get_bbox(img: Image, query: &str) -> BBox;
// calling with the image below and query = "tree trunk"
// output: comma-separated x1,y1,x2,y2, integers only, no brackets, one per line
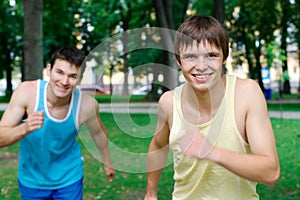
153,0,178,92
22,0,43,81
213,0,225,24
280,0,291,94
121,2,131,97
254,43,265,92
213,0,225,73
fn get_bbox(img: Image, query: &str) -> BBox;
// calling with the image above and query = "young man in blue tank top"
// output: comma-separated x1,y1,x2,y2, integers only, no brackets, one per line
0,47,115,199
144,15,280,199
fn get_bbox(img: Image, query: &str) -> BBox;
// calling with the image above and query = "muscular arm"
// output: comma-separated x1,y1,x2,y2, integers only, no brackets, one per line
82,96,115,181
145,92,172,200
209,80,280,185
0,82,43,147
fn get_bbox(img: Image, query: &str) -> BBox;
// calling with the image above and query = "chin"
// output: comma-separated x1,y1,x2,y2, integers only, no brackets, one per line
55,90,71,98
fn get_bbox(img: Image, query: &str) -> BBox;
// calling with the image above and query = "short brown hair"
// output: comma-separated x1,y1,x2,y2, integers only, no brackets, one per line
174,15,229,65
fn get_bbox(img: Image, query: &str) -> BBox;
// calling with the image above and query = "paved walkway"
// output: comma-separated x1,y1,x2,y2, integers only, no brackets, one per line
0,102,299,119
267,98,300,104
99,102,300,119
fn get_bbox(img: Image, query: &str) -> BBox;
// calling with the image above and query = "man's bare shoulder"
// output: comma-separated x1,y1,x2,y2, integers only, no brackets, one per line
77,94,99,125
80,94,98,113
11,80,38,102
235,77,261,95
2,80,38,121
235,77,265,110
157,90,174,118
158,90,173,107
15,80,38,93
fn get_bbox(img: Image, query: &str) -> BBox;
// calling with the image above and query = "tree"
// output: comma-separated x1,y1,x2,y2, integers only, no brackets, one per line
43,0,79,62
0,1,23,96
153,0,189,93
22,0,43,81
294,0,300,95
279,0,293,94
213,0,225,23
227,0,278,91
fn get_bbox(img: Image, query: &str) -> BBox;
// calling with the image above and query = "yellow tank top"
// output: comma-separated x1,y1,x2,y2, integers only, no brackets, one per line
169,75,259,200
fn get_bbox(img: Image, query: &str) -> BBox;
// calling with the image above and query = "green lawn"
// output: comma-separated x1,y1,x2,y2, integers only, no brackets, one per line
0,113,299,199
267,102,300,111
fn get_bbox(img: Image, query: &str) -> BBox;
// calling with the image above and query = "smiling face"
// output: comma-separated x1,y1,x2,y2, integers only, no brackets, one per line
47,58,79,99
179,41,225,92
174,16,229,93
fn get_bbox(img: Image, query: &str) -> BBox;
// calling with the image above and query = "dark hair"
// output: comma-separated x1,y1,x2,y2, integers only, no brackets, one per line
174,15,229,65
50,46,86,69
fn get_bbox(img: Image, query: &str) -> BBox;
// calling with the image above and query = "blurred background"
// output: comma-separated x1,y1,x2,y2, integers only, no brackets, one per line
1,0,300,101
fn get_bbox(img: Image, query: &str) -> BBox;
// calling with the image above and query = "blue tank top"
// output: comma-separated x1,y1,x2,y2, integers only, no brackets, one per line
18,80,83,189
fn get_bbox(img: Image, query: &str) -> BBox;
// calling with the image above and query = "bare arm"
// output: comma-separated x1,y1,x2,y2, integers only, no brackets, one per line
83,96,115,182
0,82,43,147
211,79,279,185
211,80,280,185
181,80,280,186
144,92,172,200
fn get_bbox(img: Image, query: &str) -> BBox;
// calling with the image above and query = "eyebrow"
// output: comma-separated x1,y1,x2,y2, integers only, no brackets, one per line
208,51,221,56
181,50,220,57
180,52,196,57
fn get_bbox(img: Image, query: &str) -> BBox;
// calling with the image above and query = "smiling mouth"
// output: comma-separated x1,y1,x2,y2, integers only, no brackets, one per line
193,74,211,79
56,85,69,93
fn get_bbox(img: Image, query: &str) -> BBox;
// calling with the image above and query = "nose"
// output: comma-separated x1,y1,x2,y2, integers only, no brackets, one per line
61,75,69,85
193,57,207,71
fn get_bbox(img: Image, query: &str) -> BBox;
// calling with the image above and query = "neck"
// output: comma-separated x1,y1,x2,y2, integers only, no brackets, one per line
186,77,226,115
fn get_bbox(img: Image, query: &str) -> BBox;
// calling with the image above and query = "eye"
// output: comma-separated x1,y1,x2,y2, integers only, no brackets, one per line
70,74,78,79
55,69,63,74
208,52,220,58
182,54,196,60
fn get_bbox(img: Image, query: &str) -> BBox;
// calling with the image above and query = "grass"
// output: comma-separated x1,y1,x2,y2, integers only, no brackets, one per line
257,119,300,200
267,103,300,112
0,90,299,199
0,112,300,199
94,94,149,103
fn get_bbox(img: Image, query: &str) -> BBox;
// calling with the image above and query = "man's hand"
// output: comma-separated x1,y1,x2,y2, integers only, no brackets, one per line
104,165,115,182
144,192,157,200
24,111,44,133
179,128,214,160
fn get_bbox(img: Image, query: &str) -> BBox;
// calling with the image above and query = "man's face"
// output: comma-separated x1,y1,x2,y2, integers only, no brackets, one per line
47,59,79,98
178,41,225,91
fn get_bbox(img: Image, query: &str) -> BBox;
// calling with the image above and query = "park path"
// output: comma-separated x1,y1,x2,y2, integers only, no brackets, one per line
0,102,299,119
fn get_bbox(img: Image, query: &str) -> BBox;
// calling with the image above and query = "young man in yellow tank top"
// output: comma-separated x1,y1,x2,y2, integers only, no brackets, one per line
144,15,280,200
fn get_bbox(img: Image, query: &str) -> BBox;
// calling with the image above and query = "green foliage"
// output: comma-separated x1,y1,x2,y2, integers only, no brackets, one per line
265,41,287,68
226,0,279,79
0,0,299,97
0,0,23,91
43,0,79,61
190,0,213,16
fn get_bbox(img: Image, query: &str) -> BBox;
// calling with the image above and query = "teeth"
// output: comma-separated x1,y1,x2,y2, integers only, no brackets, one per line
195,74,208,79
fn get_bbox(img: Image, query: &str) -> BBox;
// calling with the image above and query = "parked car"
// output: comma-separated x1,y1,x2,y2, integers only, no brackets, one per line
77,85,108,95
132,84,152,95
132,84,163,95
